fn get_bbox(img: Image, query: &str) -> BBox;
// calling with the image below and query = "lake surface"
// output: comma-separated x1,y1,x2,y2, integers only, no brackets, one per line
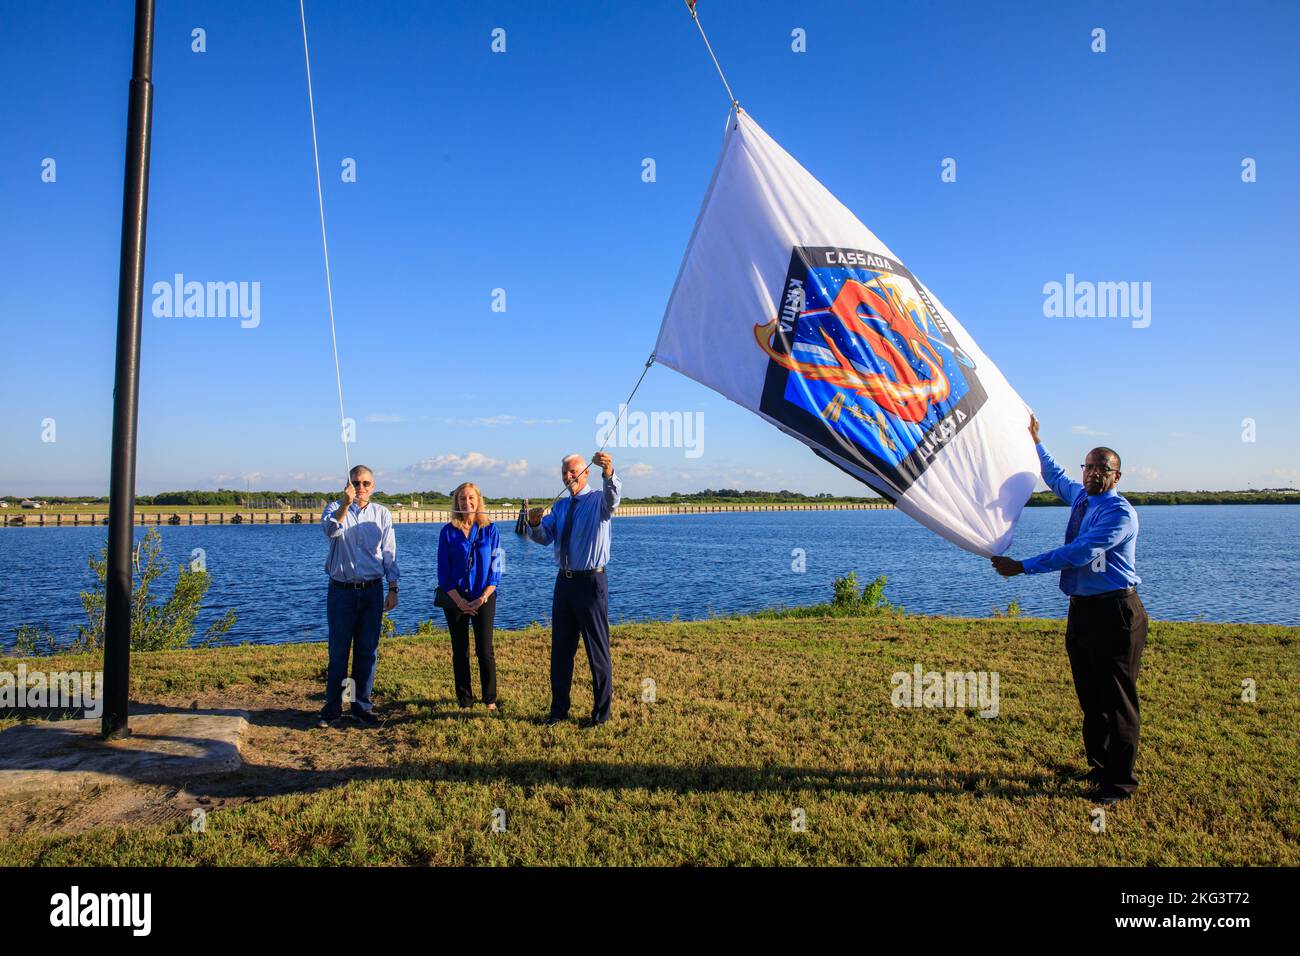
1,505,1296,649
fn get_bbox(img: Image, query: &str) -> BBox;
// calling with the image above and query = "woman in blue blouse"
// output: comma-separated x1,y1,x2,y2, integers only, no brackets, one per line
437,482,502,710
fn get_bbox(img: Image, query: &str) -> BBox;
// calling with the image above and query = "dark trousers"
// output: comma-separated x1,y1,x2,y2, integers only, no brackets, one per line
323,581,384,718
442,592,497,706
1065,589,1148,794
550,571,612,723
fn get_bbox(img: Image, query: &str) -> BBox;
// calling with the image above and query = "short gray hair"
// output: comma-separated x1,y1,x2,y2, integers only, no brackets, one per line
561,454,584,470
349,464,373,482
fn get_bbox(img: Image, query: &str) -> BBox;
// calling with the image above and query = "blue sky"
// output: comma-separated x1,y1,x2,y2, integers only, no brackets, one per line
2,0,1297,499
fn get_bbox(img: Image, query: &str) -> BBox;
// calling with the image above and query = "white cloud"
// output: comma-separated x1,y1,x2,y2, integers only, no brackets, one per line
408,452,528,478
445,415,515,427
1071,425,1108,437
622,462,654,478
365,413,409,423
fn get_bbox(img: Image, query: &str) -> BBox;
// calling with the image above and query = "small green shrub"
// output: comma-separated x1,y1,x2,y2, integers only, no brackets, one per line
992,599,1022,619
10,624,59,657
11,528,235,656
832,571,862,608
830,572,898,615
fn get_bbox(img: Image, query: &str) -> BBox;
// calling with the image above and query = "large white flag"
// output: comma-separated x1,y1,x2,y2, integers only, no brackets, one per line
655,110,1038,556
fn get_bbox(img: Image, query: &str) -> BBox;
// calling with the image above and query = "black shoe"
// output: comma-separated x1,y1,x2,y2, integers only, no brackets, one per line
316,712,341,729
353,710,381,727
1088,786,1133,805
581,717,609,730
1066,768,1104,784
543,714,566,727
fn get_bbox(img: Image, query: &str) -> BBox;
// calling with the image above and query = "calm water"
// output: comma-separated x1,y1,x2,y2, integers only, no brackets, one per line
0,505,1296,649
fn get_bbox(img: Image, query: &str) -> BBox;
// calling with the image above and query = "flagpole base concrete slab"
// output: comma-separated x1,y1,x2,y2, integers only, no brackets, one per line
0,712,249,797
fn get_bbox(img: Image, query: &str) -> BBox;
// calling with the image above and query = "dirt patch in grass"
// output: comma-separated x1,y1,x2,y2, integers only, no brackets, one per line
0,678,482,835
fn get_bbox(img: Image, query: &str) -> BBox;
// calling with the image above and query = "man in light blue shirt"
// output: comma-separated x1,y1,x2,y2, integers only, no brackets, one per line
519,452,621,726
992,415,1147,804
317,464,399,728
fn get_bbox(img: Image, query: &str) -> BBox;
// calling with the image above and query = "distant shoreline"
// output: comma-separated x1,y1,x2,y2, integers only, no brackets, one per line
5,489,1296,517
4,495,1299,528
1,501,894,528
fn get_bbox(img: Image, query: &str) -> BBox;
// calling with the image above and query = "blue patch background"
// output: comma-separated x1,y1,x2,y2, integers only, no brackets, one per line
782,266,974,471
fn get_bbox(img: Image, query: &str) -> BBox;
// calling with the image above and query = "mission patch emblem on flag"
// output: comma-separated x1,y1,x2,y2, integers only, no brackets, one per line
756,246,987,497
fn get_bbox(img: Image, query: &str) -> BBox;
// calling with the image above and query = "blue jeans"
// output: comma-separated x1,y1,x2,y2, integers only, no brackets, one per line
322,582,383,718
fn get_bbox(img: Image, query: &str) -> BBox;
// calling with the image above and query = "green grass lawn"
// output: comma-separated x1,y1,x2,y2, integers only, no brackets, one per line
1,609,1295,865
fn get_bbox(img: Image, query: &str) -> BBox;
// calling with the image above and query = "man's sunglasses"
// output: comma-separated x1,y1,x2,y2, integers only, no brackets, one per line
1080,464,1117,475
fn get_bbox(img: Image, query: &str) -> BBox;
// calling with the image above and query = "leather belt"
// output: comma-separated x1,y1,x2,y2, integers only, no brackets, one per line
560,567,605,579
1070,586,1135,603
330,577,382,590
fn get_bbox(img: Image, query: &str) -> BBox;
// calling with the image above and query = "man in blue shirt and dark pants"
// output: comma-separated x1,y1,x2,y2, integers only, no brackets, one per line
318,464,399,728
992,415,1146,804
520,451,621,727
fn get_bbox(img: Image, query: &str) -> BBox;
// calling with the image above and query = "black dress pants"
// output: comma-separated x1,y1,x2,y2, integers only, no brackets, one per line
550,570,612,723
442,592,497,706
1065,589,1148,794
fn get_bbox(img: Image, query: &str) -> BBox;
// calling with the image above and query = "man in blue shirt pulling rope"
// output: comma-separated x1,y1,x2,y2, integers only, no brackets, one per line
519,452,621,728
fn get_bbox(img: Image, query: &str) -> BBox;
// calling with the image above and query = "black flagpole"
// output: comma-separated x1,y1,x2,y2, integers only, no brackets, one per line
102,0,156,739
